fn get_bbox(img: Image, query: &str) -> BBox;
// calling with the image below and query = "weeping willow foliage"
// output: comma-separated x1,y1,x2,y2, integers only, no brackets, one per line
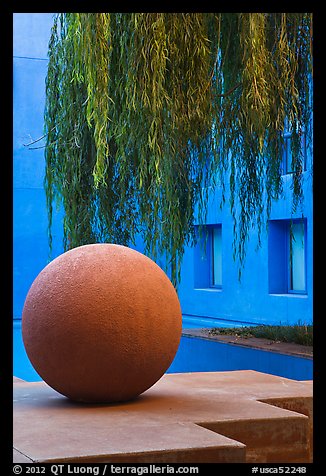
44,13,313,285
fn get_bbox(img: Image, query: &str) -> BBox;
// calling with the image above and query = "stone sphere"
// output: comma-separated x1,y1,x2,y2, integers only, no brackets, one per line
22,244,182,403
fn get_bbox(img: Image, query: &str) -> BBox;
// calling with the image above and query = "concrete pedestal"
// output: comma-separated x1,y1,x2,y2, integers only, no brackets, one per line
13,370,312,463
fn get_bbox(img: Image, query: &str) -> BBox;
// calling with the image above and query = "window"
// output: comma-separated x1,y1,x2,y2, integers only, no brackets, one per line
212,226,222,287
194,225,222,289
289,222,306,293
283,132,293,174
268,219,307,295
282,131,307,175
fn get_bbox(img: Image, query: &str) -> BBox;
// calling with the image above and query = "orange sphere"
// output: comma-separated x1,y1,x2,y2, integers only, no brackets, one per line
22,244,182,403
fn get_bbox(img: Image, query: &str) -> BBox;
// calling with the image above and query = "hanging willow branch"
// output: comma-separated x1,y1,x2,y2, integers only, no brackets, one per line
44,12,313,285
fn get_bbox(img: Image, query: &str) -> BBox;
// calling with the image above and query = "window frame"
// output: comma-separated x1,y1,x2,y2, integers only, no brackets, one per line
193,224,223,290
268,218,307,296
287,220,307,295
210,225,222,289
281,130,307,176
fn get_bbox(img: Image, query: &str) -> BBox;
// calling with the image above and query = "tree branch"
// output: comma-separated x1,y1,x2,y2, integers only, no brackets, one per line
23,126,56,148
217,82,241,98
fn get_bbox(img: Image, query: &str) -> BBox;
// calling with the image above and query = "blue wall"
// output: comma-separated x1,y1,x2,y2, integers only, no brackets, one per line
178,170,313,326
13,13,64,319
13,14,313,327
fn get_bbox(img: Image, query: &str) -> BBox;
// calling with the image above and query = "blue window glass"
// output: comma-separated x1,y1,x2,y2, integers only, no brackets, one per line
268,219,307,295
283,133,293,174
282,131,307,175
194,224,222,289
212,226,222,287
289,222,306,293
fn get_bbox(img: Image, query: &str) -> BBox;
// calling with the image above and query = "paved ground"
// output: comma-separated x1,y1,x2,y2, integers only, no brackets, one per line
13,370,312,463
182,329,313,358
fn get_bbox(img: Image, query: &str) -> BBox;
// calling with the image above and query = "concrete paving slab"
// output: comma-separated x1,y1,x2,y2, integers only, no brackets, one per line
13,448,34,463
13,370,312,463
13,377,26,384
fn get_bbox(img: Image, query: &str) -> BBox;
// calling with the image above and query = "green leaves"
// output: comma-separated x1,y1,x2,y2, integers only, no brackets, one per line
44,13,312,286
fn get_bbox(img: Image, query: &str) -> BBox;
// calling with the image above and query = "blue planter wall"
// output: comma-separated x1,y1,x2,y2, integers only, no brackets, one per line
13,13,313,327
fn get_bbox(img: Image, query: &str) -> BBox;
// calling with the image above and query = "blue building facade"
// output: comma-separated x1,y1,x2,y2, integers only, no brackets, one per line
13,13,64,320
179,168,313,327
13,13,313,327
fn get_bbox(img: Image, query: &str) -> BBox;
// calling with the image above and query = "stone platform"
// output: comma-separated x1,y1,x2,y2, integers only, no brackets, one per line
13,370,313,463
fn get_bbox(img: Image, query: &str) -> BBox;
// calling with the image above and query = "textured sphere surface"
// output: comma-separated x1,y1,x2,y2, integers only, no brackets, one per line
22,244,182,403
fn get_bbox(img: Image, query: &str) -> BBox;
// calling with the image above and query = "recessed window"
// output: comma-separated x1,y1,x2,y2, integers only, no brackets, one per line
268,219,307,295
289,222,306,293
194,225,222,289
282,131,307,175
212,226,222,287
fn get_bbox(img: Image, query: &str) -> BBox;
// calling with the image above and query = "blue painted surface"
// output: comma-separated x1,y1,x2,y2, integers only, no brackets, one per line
13,13,64,319
168,336,312,381
13,321,42,382
178,170,313,327
182,315,255,329
13,14,313,329
13,321,312,382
